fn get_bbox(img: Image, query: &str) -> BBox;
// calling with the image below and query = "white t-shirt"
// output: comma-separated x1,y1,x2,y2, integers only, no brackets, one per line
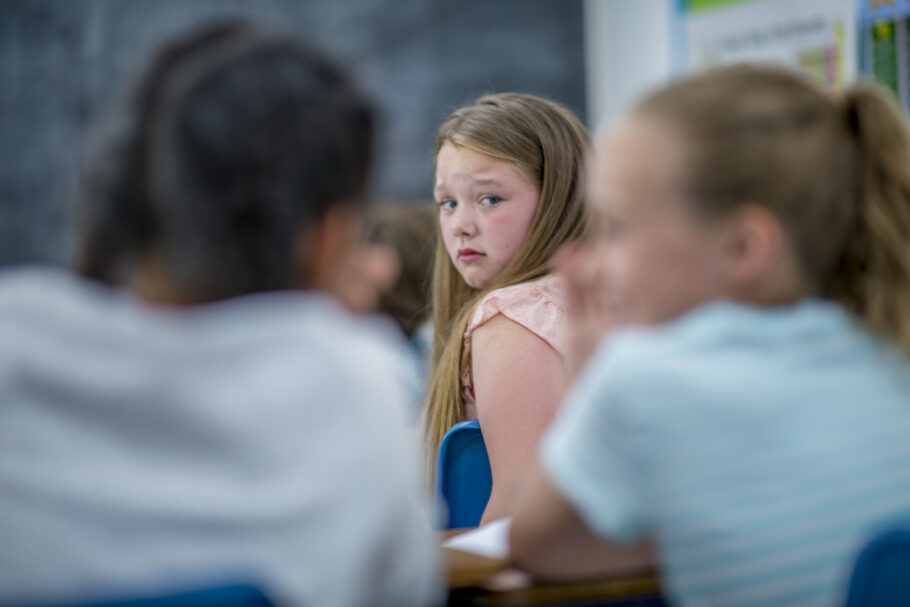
0,269,440,607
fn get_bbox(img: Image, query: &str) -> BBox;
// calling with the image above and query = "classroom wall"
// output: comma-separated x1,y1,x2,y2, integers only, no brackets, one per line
583,0,673,134
0,0,585,266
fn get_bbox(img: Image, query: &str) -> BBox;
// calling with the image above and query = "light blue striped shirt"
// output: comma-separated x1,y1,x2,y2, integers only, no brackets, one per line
543,300,910,607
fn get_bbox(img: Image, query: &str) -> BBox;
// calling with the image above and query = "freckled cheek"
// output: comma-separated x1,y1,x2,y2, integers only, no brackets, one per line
486,214,534,260
497,237,524,261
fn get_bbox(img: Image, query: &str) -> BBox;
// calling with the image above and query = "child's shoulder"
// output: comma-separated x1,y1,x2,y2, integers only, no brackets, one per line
594,299,864,385
466,274,568,348
572,300,882,431
479,274,566,308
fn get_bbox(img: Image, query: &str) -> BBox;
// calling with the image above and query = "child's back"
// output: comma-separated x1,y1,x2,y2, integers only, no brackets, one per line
545,299,910,606
0,268,436,607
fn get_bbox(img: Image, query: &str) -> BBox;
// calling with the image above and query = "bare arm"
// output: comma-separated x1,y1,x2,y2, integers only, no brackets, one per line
471,314,568,524
510,460,656,581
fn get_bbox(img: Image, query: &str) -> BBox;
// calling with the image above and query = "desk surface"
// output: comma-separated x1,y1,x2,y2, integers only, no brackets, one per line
443,534,662,606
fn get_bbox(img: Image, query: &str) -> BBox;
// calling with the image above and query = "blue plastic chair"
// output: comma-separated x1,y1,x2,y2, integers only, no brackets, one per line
845,524,910,606
14,583,275,607
434,419,492,529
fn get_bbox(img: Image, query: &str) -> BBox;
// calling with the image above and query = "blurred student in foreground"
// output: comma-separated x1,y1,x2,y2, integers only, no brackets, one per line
510,65,910,607
0,20,439,607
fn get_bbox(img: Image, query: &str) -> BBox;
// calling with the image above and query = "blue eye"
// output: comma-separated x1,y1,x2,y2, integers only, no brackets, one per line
438,199,456,211
480,196,502,207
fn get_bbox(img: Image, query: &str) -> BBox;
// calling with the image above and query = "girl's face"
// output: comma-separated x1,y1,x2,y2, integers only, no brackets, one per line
435,143,540,289
581,114,727,326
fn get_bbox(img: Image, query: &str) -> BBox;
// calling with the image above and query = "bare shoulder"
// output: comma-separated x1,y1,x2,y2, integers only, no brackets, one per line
472,313,556,358
471,314,564,384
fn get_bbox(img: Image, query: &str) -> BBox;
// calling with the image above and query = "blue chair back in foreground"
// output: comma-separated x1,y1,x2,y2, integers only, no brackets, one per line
845,524,910,606
12,583,275,607
434,419,492,529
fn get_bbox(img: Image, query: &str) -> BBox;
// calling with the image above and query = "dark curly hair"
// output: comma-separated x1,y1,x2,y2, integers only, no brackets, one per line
74,19,375,302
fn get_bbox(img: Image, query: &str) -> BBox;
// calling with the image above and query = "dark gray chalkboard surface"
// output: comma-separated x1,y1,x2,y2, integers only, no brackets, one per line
0,0,585,266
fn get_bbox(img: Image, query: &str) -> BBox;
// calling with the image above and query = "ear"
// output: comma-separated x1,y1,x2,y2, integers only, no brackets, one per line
718,204,787,297
292,204,361,293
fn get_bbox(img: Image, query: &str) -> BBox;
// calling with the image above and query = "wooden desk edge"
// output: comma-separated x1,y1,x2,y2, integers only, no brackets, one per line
442,529,661,603
445,547,509,589
456,573,661,606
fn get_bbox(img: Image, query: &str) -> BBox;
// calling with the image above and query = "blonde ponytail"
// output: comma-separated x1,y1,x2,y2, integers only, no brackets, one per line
635,65,910,355
827,83,910,352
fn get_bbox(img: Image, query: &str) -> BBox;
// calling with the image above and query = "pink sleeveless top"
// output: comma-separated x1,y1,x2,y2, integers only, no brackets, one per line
461,274,568,419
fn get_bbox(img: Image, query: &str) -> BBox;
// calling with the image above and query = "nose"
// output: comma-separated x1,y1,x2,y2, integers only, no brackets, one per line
450,202,477,238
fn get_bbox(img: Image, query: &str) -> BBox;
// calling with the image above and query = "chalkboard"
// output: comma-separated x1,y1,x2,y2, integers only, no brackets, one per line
0,0,585,266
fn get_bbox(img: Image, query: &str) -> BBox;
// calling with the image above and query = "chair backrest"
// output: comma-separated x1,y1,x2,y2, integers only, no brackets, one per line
845,525,910,607
434,419,492,529
13,583,275,607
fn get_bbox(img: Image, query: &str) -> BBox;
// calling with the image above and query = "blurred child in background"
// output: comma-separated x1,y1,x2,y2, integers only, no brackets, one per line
363,202,437,412
363,202,436,341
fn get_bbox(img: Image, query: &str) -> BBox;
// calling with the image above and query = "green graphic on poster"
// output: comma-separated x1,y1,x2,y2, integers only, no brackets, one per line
871,19,899,96
684,0,755,12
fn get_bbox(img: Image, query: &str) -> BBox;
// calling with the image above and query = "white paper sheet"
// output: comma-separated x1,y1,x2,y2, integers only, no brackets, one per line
442,517,512,559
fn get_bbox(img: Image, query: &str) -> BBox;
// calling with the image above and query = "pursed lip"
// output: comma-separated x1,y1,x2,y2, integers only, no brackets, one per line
457,248,485,262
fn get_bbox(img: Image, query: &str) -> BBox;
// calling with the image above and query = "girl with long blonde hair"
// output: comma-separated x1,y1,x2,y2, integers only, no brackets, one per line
423,93,588,523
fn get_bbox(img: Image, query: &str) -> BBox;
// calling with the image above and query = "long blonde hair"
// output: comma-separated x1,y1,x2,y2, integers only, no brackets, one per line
421,93,589,482
637,65,910,352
